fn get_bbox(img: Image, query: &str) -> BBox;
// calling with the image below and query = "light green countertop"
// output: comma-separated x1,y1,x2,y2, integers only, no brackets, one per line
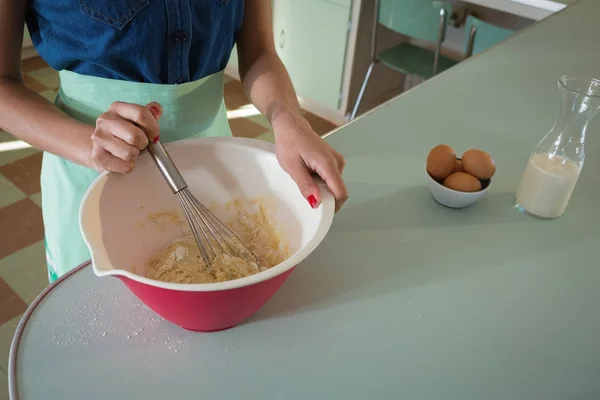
321,0,600,395
324,0,600,396
10,2,600,399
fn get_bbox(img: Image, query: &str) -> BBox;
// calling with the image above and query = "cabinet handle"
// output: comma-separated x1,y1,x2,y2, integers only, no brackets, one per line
279,29,285,49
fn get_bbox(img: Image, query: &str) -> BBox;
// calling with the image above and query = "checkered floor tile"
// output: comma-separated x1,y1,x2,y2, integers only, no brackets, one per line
0,57,338,391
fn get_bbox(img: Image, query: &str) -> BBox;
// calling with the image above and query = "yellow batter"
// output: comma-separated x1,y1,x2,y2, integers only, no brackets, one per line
146,200,288,284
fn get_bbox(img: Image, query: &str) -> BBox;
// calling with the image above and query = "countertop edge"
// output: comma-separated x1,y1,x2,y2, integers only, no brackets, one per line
8,261,92,400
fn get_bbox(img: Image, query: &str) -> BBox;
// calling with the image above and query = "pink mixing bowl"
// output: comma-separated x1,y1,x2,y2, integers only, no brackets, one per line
79,137,335,331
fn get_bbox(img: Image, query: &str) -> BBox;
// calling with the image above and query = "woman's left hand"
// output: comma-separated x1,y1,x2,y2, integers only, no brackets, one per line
274,113,348,212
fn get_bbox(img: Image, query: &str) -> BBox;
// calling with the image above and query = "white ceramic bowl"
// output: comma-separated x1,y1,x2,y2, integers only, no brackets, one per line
426,168,491,209
79,137,335,331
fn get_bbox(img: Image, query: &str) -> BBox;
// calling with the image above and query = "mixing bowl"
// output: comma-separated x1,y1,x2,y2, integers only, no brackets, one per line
79,137,335,332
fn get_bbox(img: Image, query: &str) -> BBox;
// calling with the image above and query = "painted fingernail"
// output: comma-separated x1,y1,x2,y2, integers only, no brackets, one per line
307,195,317,209
152,135,160,143
148,106,159,118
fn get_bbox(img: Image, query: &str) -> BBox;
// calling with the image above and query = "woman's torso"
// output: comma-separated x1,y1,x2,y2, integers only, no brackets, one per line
25,0,244,84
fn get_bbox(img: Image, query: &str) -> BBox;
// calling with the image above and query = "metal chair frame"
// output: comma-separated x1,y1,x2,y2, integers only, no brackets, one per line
350,0,449,120
465,24,477,58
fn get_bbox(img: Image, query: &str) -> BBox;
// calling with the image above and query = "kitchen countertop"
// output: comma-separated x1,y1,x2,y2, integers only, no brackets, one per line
463,0,577,20
10,1,600,399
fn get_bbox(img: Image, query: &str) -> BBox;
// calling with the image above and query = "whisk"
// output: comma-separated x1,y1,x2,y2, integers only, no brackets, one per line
146,139,260,268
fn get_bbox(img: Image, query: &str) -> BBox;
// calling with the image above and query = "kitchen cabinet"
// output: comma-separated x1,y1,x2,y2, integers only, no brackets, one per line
273,0,351,111
226,0,356,123
325,0,353,9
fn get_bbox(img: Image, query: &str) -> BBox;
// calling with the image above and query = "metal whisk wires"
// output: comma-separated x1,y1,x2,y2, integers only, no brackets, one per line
146,140,260,267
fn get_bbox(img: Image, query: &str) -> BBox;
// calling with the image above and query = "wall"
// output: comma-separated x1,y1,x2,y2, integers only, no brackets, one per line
445,0,534,52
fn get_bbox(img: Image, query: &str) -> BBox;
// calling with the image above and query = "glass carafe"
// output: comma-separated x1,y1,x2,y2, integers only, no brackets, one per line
515,76,600,218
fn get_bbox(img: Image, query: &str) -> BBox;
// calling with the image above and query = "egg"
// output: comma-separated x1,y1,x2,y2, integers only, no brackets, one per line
427,144,456,180
455,159,464,173
443,172,482,192
461,149,496,180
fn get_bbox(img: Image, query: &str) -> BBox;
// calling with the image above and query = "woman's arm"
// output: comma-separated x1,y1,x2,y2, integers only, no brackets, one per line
236,0,300,128
0,0,95,168
0,0,161,173
237,0,348,210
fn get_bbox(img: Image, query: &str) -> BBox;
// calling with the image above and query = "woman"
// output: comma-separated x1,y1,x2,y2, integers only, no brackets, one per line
0,0,348,283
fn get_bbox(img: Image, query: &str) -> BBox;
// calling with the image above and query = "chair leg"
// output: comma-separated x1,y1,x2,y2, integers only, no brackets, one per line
350,61,376,120
433,8,447,76
466,25,477,58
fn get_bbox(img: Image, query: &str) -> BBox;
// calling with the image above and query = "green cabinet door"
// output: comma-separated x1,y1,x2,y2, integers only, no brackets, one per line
273,0,351,110
325,0,353,10
226,0,352,112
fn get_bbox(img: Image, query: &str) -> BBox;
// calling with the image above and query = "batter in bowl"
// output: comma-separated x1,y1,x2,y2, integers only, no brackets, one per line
146,200,288,284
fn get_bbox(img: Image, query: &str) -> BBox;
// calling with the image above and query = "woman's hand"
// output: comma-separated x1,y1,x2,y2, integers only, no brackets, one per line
91,101,162,173
274,113,348,212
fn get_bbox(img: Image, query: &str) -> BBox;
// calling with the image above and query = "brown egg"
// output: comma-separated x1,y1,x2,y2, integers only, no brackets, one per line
443,172,482,192
461,149,496,180
427,144,456,180
455,159,464,173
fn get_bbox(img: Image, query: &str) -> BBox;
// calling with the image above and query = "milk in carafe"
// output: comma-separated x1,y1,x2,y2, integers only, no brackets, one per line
515,76,600,218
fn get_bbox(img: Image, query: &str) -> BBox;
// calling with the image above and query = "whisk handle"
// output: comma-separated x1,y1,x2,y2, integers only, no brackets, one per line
146,140,188,193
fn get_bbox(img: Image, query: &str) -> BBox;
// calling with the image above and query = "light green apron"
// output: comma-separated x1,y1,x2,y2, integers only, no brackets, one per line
42,69,232,283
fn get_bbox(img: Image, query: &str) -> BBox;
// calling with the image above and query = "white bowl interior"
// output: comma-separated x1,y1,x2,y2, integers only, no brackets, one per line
80,137,334,290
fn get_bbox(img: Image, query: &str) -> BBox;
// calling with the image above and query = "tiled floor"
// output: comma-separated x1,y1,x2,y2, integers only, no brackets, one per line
0,57,337,397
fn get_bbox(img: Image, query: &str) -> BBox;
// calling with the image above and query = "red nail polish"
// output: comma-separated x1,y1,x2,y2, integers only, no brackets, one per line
307,195,317,209
148,106,159,118
152,135,160,143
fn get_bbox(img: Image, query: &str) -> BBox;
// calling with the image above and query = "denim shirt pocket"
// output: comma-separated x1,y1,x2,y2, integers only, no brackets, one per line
77,0,150,30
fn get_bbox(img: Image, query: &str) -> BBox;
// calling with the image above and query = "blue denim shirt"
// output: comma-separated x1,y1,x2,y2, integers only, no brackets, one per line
26,0,244,84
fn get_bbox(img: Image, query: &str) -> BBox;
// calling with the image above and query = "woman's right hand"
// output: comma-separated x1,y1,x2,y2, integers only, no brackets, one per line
91,101,162,173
